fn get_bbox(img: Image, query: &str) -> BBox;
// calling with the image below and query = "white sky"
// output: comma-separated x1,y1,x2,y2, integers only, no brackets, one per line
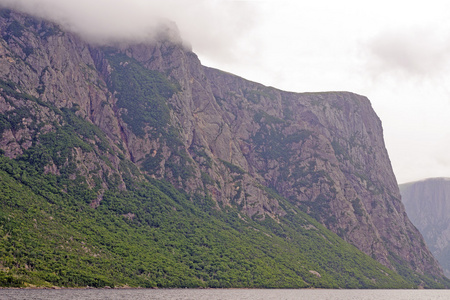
1,0,450,184
194,0,450,184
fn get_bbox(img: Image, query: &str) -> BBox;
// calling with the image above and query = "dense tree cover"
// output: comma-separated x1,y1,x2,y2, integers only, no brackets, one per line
0,46,446,289
1,151,436,289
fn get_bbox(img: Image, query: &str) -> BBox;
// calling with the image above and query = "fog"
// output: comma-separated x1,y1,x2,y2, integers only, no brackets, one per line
0,0,449,184
0,0,260,62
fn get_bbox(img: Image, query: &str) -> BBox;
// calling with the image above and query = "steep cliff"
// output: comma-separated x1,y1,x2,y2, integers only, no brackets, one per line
400,178,450,277
0,8,447,287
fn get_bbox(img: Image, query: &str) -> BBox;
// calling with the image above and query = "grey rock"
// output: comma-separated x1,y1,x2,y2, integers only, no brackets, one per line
400,178,450,276
0,8,444,280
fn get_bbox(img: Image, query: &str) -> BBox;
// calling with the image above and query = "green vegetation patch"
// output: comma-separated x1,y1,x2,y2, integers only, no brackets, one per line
251,121,311,161
104,50,178,138
220,159,246,175
0,152,422,289
6,20,25,38
104,50,195,180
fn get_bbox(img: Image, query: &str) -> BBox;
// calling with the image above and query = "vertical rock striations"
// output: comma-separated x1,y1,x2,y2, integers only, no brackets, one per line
0,8,445,284
400,178,450,276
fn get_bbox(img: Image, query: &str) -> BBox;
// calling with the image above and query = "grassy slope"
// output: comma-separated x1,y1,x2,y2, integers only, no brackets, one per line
0,154,418,289
0,40,446,289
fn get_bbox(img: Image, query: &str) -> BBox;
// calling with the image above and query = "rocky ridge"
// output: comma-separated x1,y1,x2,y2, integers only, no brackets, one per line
0,8,445,283
400,178,450,277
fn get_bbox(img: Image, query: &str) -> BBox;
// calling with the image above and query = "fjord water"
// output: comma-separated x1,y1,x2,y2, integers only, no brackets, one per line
2,289,450,300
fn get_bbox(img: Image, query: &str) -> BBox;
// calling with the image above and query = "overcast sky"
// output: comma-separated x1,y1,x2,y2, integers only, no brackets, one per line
1,0,449,184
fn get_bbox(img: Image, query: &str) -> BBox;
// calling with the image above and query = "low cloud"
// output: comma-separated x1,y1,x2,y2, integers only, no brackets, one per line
0,0,261,64
365,27,450,80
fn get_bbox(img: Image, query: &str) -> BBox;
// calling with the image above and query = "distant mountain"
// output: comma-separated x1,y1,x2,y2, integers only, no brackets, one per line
0,8,447,288
400,178,450,277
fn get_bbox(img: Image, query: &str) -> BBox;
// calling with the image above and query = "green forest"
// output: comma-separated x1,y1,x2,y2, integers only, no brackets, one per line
0,153,418,288
0,22,447,288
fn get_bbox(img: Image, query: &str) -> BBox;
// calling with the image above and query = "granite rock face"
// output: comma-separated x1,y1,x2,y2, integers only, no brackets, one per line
0,9,444,280
400,178,450,276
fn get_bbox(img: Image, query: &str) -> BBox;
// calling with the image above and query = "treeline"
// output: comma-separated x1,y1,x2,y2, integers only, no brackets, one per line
0,152,422,288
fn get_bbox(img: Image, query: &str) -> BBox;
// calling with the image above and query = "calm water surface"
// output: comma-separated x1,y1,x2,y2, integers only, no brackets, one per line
2,289,450,300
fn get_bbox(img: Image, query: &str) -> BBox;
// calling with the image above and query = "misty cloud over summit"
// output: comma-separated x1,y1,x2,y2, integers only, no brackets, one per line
0,0,259,63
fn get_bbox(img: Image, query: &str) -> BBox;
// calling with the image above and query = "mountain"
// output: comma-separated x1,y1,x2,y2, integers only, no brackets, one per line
400,178,450,277
0,8,447,288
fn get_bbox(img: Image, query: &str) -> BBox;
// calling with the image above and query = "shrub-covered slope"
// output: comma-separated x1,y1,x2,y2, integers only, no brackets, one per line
0,8,448,288
1,154,417,288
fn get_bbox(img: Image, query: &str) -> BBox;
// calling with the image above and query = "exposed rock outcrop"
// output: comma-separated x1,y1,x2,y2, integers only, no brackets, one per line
400,178,450,276
0,8,445,281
